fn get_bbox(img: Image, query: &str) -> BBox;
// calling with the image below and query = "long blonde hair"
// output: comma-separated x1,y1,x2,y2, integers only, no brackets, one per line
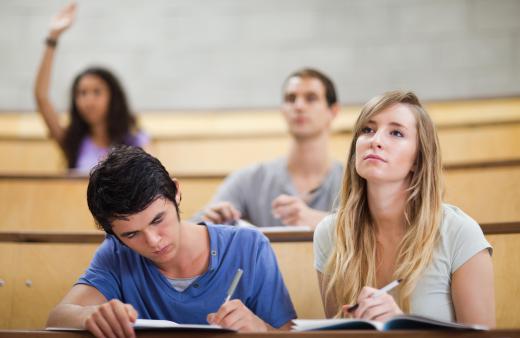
324,91,443,315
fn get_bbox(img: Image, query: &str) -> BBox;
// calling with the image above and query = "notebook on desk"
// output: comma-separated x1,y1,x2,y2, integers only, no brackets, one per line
47,319,236,332
292,314,488,331
133,319,235,332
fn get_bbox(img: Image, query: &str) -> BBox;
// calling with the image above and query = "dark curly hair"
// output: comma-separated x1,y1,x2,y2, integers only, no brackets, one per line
87,146,180,235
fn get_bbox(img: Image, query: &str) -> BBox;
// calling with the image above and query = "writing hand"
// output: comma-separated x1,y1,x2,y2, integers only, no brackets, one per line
207,299,268,332
342,286,402,322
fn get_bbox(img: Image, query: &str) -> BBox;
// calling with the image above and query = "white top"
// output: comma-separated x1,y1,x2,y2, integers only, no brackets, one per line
166,275,200,292
313,204,492,322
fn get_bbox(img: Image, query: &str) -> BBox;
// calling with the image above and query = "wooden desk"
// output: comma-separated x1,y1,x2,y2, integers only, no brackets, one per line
1,97,520,175
0,174,221,231
0,223,519,330
1,159,519,231
1,329,520,338
1,122,518,176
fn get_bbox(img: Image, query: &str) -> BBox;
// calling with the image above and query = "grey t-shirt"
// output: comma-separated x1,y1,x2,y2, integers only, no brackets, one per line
167,275,199,292
313,204,492,322
193,157,343,228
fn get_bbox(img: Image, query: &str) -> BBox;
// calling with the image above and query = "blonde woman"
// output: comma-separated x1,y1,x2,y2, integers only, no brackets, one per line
314,91,495,327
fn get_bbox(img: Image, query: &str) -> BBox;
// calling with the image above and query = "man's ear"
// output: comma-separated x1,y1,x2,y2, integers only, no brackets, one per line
329,103,340,120
172,178,181,205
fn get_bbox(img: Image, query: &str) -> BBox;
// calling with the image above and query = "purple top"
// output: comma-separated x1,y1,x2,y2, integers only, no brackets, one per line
75,131,150,172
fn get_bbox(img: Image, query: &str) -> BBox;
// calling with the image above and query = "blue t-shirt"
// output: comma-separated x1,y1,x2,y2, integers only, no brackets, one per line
77,224,296,328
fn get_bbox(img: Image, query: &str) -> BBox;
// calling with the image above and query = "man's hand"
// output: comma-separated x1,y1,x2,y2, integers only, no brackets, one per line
207,299,268,332
83,299,138,338
202,202,241,225
271,194,327,229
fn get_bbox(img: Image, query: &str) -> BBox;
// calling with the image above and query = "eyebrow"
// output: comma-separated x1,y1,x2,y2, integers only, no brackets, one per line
285,90,320,97
150,211,165,224
119,211,165,237
367,120,408,129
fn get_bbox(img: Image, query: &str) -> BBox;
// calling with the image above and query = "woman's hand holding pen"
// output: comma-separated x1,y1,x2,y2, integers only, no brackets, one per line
342,286,403,322
207,299,268,332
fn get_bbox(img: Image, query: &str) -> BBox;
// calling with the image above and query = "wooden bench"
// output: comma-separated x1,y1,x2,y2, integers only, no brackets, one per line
0,159,519,231
1,98,519,175
0,223,519,329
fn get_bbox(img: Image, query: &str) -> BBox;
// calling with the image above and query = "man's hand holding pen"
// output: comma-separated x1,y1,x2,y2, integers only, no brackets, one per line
207,299,268,332
207,269,269,332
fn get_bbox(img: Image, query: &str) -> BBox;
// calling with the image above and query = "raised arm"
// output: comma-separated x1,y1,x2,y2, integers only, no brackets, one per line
47,284,138,338
34,2,77,144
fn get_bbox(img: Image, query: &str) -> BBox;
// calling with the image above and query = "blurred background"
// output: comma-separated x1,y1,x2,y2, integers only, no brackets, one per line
1,0,519,112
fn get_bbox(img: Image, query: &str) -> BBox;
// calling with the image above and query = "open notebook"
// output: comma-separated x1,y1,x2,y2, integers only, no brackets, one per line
133,319,235,331
47,319,236,332
292,315,488,331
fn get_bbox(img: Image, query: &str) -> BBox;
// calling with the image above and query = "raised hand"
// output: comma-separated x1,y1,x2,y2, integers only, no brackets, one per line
49,2,77,38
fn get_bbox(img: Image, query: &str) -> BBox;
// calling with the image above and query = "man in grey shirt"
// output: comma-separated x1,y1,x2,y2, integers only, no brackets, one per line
194,68,343,229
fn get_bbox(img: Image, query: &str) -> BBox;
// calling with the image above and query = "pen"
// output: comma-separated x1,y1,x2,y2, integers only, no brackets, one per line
224,268,243,303
347,279,402,313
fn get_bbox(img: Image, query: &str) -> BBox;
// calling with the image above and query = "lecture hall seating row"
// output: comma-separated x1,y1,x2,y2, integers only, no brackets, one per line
0,98,519,175
0,98,519,330
0,224,519,330
0,159,519,231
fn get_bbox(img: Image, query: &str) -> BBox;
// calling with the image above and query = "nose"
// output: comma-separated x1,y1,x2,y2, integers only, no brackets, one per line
143,228,161,247
78,94,95,107
293,96,306,112
370,130,384,149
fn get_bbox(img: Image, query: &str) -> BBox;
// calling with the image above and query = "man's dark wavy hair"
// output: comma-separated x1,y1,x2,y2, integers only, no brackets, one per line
87,146,179,234
283,67,338,107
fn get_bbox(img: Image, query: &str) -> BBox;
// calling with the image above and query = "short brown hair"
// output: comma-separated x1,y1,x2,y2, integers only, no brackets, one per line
283,68,338,107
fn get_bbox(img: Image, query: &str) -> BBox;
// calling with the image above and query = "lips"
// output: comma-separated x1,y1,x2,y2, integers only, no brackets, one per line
364,154,387,162
153,245,170,256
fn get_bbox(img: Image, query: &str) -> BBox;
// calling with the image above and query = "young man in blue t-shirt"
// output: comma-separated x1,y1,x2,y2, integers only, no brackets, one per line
46,146,296,337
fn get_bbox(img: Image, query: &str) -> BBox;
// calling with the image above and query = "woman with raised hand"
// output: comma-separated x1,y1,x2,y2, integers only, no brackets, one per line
34,2,149,171
314,91,495,327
